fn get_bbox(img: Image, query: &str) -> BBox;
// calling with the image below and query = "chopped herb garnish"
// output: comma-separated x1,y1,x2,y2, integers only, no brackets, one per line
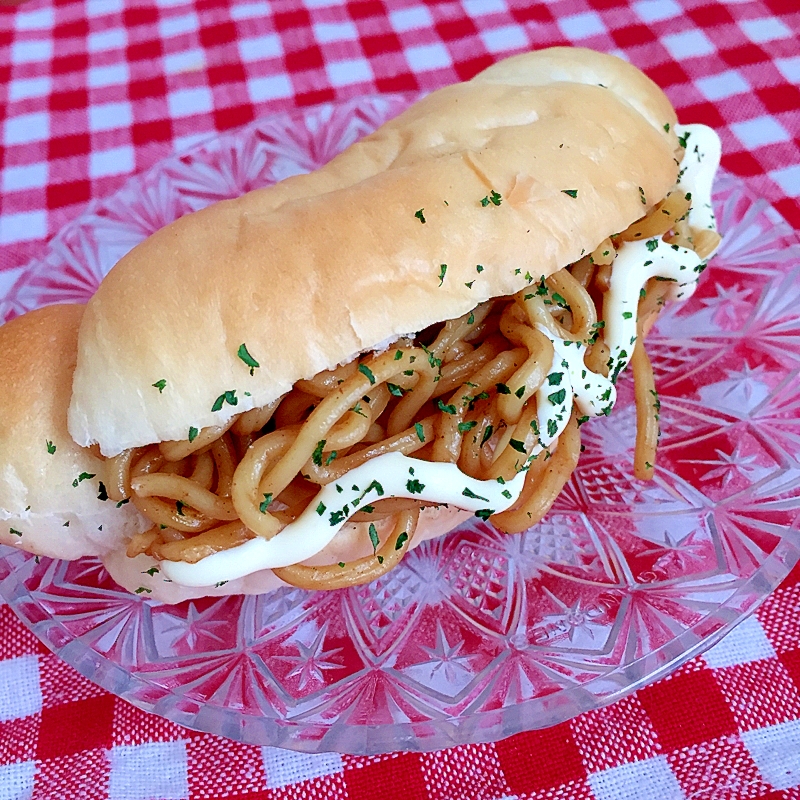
481,425,494,446
458,420,477,433
495,382,510,395
152,379,167,393
552,292,570,308
465,280,474,289
395,531,409,550
46,440,56,455
515,385,525,399
547,419,558,438
116,498,129,508
414,421,426,442
338,562,346,568
9,528,21,537
135,587,152,594
72,472,96,487
548,389,567,405
639,186,647,205
325,451,338,466
462,487,489,502
144,566,159,576
476,264,484,273
316,502,326,515
368,523,380,554
509,439,526,453
663,123,670,132
467,312,475,325
211,390,238,412
176,500,185,516
415,208,426,224
312,440,326,466
577,415,590,426
352,402,367,417
474,509,494,521
97,482,108,501
678,131,690,149
358,363,376,385
502,489,512,499
237,343,260,375
623,311,633,319
259,493,273,513
394,350,404,361
406,478,425,494
561,189,578,198
188,426,199,443
437,399,457,415
547,372,563,386
646,239,659,252
437,263,448,286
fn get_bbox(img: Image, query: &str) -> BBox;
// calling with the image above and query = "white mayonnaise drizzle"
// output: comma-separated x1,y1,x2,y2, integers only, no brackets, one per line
161,123,721,588
163,451,526,586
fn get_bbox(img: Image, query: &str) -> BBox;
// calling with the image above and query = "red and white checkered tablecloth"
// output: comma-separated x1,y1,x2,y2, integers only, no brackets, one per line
1,1,799,798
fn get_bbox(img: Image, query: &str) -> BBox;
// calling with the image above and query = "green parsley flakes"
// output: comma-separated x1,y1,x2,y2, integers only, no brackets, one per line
188,426,199,443
9,528,22,537
237,343,260,375
476,264,484,273
561,189,578,198
259,493,273,513
152,379,167,393
72,472,96,488
462,487,489,502
415,208,426,224
368,523,380,554
312,440,326,466
358,363,376,385
646,239,659,252
458,420,477,433
436,399,457,415
211,390,238,412
438,263,447,286
46,440,56,455
395,531,409,550
406,478,425,494
474,509,494,521
508,439,526,453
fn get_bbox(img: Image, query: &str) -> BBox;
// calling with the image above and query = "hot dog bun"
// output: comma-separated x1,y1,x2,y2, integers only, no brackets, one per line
0,305,148,559
69,47,680,456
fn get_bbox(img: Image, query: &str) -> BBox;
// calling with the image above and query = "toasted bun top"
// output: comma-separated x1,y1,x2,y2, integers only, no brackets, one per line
70,47,679,455
0,305,147,558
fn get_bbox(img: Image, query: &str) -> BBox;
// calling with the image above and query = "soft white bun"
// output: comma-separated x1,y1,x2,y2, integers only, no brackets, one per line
70,47,680,456
103,505,471,603
0,305,149,559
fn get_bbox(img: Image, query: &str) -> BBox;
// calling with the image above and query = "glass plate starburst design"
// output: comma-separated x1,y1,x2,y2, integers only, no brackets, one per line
1,95,799,754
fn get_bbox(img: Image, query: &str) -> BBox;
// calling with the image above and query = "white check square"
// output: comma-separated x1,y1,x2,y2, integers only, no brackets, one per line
696,70,750,102
4,112,49,146
2,162,48,192
732,117,790,149
8,76,51,102
108,741,189,800
314,21,358,44
740,17,792,43
481,25,528,54
327,58,372,87
405,43,452,72
662,30,716,59
168,87,213,118
239,33,282,63
770,164,800,198
558,11,607,40
633,0,682,23
14,7,54,30
248,74,293,103
742,720,800,790
389,6,434,32
159,12,199,39
703,614,776,668
0,655,42,721
11,38,52,64
231,2,271,21
0,761,36,800
588,756,684,800
262,747,343,789
0,210,47,245
90,146,135,180
88,62,130,89
463,0,507,16
89,101,133,133
87,28,127,53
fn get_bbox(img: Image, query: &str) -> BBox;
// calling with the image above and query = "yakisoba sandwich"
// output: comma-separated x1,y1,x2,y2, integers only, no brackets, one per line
2,48,722,603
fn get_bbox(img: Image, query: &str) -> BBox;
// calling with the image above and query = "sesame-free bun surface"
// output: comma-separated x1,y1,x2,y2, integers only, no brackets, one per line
0,305,148,558
70,47,680,455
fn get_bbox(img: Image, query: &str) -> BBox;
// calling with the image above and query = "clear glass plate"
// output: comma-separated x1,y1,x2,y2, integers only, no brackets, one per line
2,95,800,755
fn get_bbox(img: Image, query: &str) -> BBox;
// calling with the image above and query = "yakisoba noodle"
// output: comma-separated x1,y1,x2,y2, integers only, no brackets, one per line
107,125,722,591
